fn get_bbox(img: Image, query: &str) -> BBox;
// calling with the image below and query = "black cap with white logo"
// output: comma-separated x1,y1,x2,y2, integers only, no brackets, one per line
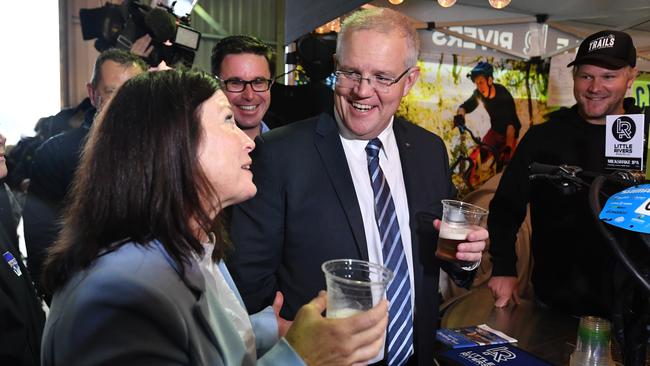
567,30,636,69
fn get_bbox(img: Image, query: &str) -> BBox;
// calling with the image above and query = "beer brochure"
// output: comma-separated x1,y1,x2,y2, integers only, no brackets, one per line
436,324,517,349
437,344,552,366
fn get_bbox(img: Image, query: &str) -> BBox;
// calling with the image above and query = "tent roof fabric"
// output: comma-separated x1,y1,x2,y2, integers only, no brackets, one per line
284,0,368,44
284,0,650,62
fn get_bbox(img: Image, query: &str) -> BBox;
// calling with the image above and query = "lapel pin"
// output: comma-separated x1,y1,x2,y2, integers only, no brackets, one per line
3,251,22,277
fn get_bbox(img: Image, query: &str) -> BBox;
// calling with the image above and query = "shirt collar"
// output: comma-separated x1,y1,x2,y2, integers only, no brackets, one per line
260,121,270,134
334,107,396,162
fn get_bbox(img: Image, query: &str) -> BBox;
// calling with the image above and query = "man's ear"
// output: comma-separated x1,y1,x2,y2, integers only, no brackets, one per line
627,67,638,90
87,83,99,108
402,66,420,97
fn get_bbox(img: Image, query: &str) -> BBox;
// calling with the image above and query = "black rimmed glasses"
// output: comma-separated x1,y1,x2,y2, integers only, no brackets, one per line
216,77,274,92
334,67,412,93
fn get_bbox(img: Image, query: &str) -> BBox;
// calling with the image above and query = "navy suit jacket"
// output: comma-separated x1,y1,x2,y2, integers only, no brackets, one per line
229,112,473,365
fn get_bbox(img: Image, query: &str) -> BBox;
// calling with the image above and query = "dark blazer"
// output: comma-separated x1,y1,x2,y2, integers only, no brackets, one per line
229,112,473,366
0,225,45,366
24,124,91,300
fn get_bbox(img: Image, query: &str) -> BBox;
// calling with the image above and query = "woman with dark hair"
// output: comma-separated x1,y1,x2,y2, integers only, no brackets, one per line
40,69,387,366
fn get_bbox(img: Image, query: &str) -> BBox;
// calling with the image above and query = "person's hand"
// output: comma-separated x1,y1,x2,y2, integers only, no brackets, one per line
130,34,153,58
285,291,388,366
148,61,172,72
272,291,292,338
487,276,520,308
433,219,487,263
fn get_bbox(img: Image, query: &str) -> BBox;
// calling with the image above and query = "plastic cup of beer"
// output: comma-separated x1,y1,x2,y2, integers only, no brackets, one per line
435,199,488,263
321,259,393,318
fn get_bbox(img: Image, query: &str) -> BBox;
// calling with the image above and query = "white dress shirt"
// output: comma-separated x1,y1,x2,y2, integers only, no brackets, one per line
335,112,416,363
197,243,257,361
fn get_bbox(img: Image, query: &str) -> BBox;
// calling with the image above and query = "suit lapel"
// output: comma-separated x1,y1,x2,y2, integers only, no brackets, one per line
156,242,222,351
184,259,250,364
314,113,369,260
393,119,425,290
394,118,420,219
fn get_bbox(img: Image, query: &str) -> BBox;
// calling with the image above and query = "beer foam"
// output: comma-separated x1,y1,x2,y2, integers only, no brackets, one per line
327,308,363,319
439,226,471,240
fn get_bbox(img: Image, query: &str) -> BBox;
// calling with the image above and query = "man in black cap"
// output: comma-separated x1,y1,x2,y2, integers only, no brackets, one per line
486,30,639,317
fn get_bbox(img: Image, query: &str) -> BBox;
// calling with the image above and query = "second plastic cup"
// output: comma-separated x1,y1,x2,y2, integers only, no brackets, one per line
569,316,615,366
435,199,488,263
321,259,393,318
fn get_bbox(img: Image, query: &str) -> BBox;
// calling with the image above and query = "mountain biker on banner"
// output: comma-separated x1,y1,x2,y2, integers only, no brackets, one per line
457,61,521,165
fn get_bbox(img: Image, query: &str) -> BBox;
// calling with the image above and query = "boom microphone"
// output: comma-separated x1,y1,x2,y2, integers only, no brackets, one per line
145,7,177,42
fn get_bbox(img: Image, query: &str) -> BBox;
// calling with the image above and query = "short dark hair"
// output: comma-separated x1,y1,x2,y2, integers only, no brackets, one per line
43,69,224,294
210,35,274,77
90,48,148,88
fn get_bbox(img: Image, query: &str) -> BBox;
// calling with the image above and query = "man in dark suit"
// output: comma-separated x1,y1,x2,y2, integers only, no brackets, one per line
211,35,274,140
0,132,45,366
229,7,487,366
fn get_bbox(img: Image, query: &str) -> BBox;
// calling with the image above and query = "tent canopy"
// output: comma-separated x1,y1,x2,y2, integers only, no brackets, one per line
285,0,650,66
284,0,368,44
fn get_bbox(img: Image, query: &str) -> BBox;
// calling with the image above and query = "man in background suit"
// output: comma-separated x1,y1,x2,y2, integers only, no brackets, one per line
229,7,487,366
23,49,146,300
211,35,274,141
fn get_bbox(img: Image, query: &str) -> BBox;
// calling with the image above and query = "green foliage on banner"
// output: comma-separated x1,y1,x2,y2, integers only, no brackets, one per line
632,72,650,108
396,56,550,196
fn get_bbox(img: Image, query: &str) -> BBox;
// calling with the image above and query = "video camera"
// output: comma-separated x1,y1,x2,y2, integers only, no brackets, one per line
79,0,201,67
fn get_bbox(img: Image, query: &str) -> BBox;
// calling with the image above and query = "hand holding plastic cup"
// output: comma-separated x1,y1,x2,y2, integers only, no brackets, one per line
435,199,488,263
321,259,393,318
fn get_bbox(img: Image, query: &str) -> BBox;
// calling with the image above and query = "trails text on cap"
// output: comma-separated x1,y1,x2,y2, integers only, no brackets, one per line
567,30,636,69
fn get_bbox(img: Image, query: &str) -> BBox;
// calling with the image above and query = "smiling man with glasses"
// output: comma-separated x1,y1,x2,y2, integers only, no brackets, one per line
211,35,274,140
229,8,487,366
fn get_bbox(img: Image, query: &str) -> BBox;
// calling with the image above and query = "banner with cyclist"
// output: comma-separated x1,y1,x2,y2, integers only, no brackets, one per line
396,56,549,196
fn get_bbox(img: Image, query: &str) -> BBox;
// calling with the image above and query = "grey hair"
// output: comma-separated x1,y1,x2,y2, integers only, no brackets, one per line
336,7,420,68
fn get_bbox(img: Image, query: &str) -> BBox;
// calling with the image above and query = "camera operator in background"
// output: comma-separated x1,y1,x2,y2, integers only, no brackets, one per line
6,99,94,199
457,61,521,163
487,30,639,317
79,0,200,68
23,49,147,300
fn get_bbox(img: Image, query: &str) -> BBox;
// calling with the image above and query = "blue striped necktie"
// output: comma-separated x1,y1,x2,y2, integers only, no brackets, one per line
365,138,414,366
